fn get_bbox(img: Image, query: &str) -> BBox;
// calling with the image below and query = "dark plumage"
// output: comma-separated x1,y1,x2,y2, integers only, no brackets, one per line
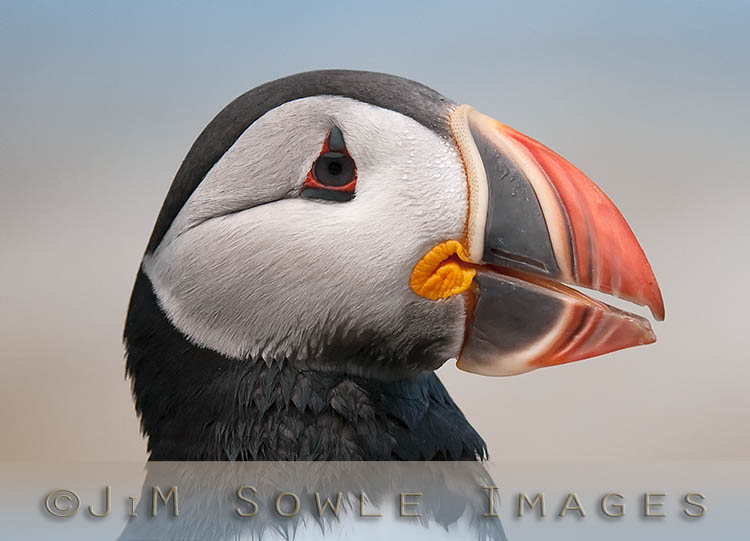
125,270,487,461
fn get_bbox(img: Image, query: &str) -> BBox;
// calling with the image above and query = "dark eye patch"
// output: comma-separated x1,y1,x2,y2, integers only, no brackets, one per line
300,188,354,202
327,126,346,152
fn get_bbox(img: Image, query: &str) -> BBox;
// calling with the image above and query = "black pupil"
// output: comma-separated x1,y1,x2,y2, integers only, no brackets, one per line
327,161,343,176
314,152,355,187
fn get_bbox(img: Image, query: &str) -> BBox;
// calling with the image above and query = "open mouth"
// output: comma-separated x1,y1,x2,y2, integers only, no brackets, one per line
484,263,654,324
410,241,656,376
466,260,656,371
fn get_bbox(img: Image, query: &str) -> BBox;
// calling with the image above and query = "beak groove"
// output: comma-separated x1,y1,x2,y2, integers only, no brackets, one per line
493,118,665,321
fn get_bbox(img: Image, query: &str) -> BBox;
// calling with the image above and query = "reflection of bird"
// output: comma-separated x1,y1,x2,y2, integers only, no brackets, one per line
119,461,504,540
122,70,662,538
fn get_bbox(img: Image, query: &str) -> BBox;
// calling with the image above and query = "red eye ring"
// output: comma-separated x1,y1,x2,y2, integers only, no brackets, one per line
303,129,357,196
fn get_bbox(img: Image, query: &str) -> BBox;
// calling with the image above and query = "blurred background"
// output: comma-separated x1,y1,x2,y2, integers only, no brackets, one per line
1,0,748,462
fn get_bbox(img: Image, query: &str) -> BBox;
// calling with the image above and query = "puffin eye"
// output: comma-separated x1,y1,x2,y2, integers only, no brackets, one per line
313,152,355,187
302,126,357,202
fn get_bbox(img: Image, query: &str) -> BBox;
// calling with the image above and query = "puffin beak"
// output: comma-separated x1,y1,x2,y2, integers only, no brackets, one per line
411,106,664,376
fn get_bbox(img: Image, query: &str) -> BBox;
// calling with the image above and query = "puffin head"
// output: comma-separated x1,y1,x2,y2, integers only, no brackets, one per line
133,70,663,383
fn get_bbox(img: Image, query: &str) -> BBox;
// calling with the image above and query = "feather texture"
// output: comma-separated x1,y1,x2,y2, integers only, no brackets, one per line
125,270,487,461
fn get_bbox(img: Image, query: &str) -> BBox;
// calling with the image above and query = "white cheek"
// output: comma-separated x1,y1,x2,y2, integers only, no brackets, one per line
144,96,468,364
159,105,331,249
345,108,467,256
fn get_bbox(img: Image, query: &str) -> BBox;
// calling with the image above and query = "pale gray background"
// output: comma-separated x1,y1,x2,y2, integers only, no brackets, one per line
1,0,748,461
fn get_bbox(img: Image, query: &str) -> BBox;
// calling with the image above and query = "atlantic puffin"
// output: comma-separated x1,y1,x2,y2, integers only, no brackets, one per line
124,69,663,463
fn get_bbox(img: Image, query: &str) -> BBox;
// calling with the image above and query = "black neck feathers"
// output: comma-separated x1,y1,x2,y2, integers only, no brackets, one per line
124,270,486,461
